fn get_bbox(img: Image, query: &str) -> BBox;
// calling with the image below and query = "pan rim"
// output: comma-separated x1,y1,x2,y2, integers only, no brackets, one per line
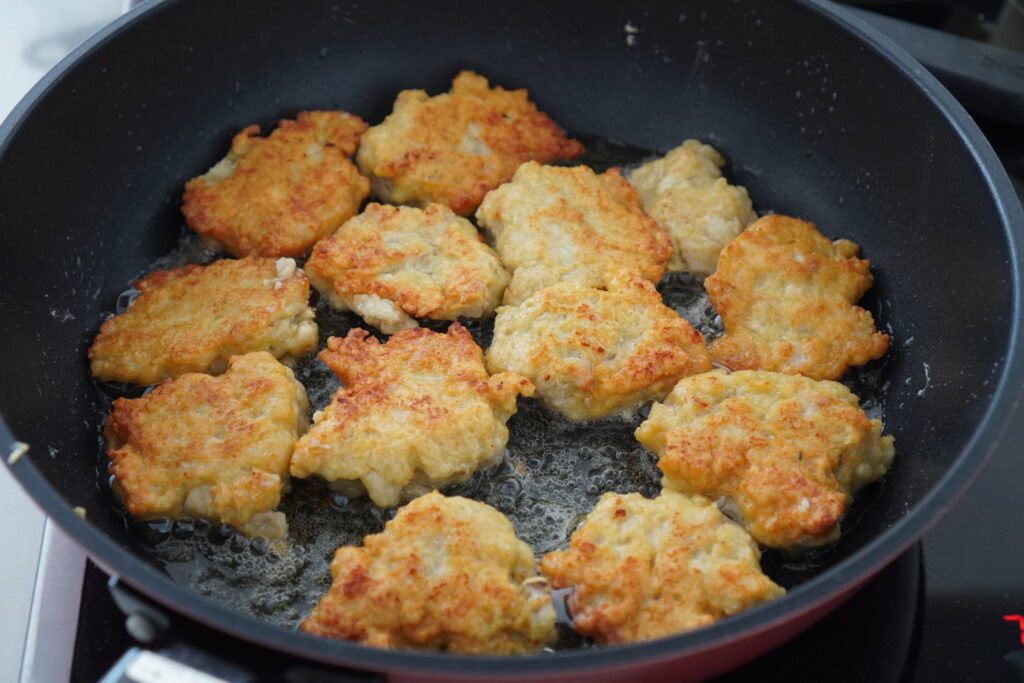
2,0,1022,675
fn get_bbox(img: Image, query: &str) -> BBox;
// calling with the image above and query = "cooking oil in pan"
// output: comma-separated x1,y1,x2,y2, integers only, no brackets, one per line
94,136,892,646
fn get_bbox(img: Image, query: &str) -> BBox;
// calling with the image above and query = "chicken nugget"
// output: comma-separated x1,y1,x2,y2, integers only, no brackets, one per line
486,271,711,421
182,110,370,257
305,202,509,334
705,214,889,381
540,490,784,644
89,257,318,386
105,352,310,539
356,70,583,216
475,161,673,305
635,369,895,548
290,323,533,507
628,139,757,275
302,492,555,653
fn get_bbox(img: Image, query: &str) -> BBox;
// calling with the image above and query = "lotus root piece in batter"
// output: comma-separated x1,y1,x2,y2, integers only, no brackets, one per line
704,214,889,381
304,202,508,334
540,490,784,644
302,492,556,654
475,161,673,305
634,369,895,548
105,352,310,539
356,70,583,216
182,110,369,257
89,257,318,386
485,271,711,421
290,323,533,507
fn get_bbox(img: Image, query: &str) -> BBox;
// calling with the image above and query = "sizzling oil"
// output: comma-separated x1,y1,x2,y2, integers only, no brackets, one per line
93,136,891,645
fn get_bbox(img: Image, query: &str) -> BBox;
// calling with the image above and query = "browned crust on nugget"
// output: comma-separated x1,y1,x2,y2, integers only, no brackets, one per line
304,202,508,333
356,70,584,216
88,257,318,386
290,324,533,507
485,271,712,420
634,370,896,548
705,214,889,380
301,491,556,653
540,491,784,644
105,352,309,537
182,110,370,257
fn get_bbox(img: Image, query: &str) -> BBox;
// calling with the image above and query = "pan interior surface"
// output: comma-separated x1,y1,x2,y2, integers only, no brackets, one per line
106,137,892,640
0,0,1019,675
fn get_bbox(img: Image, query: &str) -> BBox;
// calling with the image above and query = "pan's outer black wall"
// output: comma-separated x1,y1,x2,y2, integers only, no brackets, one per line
0,0,1017,678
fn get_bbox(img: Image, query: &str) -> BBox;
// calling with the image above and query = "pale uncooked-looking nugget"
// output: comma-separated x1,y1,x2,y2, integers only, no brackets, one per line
705,214,889,381
628,139,757,275
475,161,673,305
89,257,318,386
486,271,711,421
305,202,509,334
635,369,895,548
290,324,533,507
105,352,310,539
540,490,784,644
182,110,370,257
356,70,583,216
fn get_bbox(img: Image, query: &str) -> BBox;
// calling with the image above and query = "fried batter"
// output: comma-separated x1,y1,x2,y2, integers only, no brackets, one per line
105,352,310,538
290,324,533,507
485,271,712,420
705,214,889,381
182,110,370,257
475,161,673,305
89,257,318,386
356,70,583,216
302,492,556,653
305,202,509,334
635,369,895,548
540,491,784,644
628,140,757,275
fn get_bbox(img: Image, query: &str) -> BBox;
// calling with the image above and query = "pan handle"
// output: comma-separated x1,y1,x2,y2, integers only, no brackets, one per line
104,577,384,683
835,2,1024,125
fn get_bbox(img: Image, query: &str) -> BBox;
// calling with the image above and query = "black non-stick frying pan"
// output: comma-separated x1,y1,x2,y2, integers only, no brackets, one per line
1,0,1022,680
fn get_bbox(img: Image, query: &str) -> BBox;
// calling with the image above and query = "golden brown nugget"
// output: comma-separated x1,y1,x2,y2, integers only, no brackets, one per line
290,324,533,507
486,272,712,421
89,257,318,386
356,70,583,216
628,139,757,275
705,214,889,381
182,110,370,257
305,202,509,334
540,491,784,644
475,161,673,305
302,492,556,653
105,352,310,539
635,370,895,548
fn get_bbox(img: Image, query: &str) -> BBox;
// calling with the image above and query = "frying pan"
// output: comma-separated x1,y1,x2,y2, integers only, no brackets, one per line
1,0,1022,680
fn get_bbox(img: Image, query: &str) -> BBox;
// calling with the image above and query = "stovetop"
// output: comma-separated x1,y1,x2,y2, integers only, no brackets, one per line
2,1,1023,681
